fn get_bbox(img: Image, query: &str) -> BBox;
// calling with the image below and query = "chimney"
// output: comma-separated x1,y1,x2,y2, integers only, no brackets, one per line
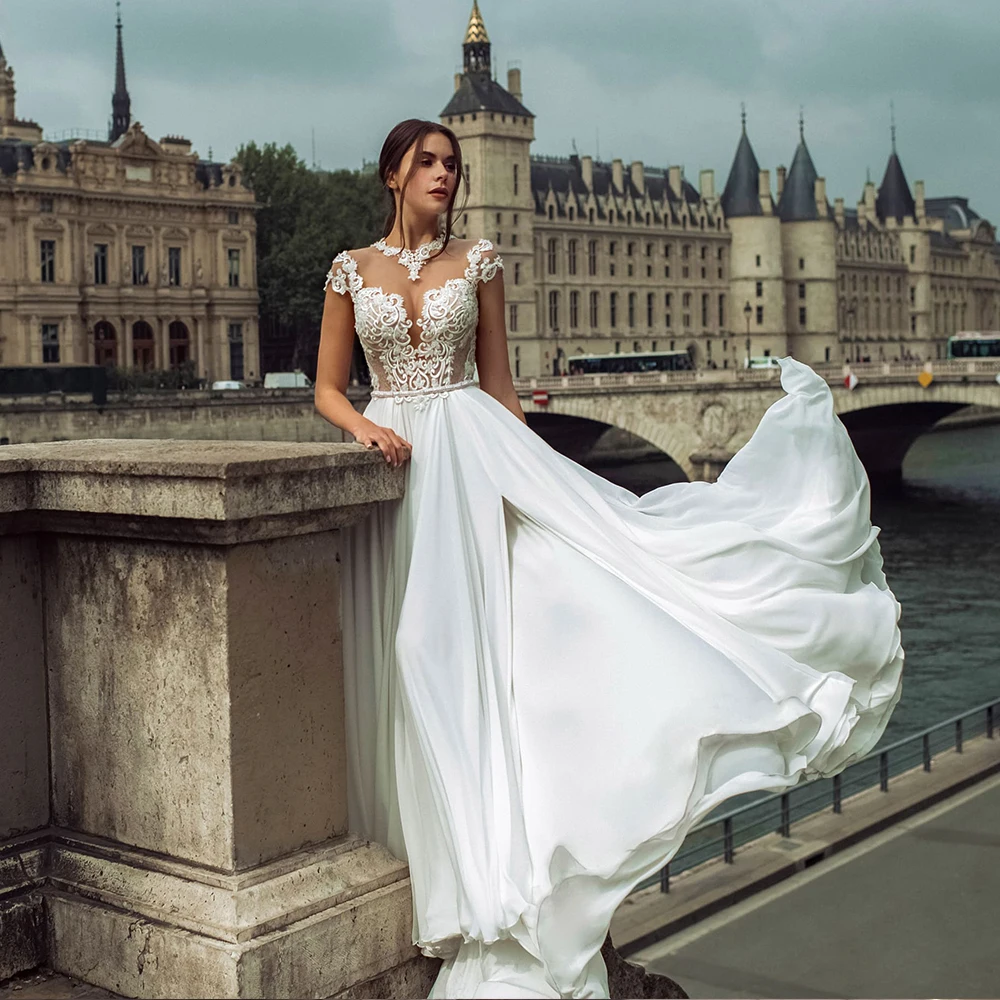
699,168,715,200
776,165,786,198
507,67,522,102
668,165,682,200
581,155,593,190
630,160,644,193
914,179,925,222
611,157,623,193
863,179,876,210
758,169,772,215
454,72,462,92
834,196,845,227
815,177,828,218
857,199,866,226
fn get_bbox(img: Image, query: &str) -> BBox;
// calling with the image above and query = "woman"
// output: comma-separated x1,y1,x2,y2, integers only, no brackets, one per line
314,119,904,1000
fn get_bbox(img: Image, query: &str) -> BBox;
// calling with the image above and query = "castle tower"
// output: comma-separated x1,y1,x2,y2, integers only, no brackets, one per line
875,112,931,348
776,113,837,364
440,2,537,369
720,107,786,361
109,2,131,142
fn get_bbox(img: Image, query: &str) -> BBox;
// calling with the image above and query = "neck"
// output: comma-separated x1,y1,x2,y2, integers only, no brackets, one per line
385,212,443,250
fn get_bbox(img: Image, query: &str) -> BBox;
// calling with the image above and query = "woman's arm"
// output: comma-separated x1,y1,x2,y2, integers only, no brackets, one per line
474,261,527,424
314,272,412,468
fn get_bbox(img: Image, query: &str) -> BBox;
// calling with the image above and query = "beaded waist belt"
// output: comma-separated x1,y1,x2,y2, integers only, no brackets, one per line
370,378,478,400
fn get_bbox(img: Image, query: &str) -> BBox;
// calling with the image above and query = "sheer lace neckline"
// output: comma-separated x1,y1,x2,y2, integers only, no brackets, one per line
338,243,484,352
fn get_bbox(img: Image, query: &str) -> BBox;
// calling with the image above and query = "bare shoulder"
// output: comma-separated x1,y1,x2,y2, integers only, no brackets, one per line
340,245,374,261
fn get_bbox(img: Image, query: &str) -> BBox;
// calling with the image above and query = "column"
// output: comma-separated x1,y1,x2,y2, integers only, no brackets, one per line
194,316,206,381
122,315,132,370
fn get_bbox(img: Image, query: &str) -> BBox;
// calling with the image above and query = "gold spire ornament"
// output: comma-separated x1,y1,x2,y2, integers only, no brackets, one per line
464,1,489,44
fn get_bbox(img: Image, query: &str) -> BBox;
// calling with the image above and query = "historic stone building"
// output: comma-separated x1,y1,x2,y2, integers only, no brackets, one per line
0,13,259,382
441,3,1000,376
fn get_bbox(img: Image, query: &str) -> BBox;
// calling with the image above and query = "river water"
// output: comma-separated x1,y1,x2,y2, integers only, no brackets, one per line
586,422,1000,745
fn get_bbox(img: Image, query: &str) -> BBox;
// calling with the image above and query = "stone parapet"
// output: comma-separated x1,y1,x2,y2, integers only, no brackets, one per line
0,439,434,998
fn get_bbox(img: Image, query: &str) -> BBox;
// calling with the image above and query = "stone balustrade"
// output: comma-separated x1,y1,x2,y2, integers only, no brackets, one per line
0,438,440,998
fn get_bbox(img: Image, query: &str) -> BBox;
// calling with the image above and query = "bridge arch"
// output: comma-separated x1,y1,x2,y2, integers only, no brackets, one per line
834,384,1000,488
526,394,704,480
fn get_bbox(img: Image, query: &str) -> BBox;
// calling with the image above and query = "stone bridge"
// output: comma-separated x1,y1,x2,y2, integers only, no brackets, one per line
514,360,1000,485
1,361,997,487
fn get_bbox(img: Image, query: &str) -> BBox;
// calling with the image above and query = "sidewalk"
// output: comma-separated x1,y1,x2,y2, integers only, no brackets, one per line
611,730,1000,956
629,770,1000,999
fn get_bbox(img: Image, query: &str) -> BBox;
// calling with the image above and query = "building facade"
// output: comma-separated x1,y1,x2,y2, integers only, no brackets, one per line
442,3,1000,376
0,14,259,381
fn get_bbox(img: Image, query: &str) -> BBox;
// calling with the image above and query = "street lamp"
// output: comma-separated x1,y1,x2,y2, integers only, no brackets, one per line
743,301,752,368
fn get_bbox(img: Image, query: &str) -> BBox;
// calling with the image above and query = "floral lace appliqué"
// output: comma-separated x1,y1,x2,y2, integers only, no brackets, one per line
324,241,503,409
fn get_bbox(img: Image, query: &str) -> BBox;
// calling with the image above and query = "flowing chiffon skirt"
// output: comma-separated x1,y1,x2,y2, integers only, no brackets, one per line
340,357,904,999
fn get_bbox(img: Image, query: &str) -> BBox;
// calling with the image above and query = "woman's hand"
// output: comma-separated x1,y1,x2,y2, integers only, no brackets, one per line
352,418,413,468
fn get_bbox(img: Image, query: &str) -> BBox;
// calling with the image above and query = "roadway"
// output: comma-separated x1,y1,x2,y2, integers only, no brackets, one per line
630,770,1000,999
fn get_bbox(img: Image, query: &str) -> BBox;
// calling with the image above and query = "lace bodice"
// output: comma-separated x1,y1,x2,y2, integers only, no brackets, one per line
325,238,503,402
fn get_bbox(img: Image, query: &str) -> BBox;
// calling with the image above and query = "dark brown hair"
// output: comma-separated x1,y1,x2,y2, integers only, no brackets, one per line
378,119,467,262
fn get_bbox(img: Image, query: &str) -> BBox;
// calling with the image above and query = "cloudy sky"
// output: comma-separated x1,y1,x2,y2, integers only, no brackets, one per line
5,0,998,223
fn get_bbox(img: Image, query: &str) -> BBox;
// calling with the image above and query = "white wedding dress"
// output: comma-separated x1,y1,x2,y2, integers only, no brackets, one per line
325,238,904,999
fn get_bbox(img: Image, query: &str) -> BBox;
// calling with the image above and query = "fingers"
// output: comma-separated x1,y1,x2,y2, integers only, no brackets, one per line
358,426,412,468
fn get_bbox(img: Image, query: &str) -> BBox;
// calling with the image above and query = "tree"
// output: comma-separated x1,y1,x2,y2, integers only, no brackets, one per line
236,142,386,378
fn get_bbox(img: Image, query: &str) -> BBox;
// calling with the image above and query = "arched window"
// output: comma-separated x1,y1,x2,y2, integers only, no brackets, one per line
169,321,191,368
93,320,117,367
132,320,155,371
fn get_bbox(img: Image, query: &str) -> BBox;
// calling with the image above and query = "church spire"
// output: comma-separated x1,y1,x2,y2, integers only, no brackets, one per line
109,1,131,142
463,1,491,75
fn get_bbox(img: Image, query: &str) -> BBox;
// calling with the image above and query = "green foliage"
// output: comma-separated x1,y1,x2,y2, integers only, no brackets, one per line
106,361,200,392
236,141,387,372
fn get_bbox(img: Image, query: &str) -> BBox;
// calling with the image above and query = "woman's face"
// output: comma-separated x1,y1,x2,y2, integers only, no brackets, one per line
392,131,459,218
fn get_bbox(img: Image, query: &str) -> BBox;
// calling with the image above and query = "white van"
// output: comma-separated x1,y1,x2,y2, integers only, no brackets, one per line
263,371,313,388
743,356,782,370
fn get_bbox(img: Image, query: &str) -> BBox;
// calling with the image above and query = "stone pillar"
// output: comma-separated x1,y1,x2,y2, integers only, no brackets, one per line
194,315,206,381
154,316,164,370
122,315,132,370
0,440,435,998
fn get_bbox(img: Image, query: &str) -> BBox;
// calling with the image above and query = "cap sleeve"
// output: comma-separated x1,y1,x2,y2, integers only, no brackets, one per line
324,250,360,296
464,239,504,287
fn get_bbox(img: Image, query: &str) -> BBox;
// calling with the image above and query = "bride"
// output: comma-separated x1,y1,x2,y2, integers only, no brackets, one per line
314,118,904,999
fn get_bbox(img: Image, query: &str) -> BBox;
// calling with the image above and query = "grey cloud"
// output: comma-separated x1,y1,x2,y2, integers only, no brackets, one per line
5,0,997,222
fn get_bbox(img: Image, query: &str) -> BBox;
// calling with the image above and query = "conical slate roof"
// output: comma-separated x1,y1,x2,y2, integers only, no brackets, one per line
720,124,763,218
875,150,916,224
777,135,824,221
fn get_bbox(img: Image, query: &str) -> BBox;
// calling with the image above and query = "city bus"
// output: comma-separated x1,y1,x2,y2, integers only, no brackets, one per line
946,331,1000,359
567,350,694,375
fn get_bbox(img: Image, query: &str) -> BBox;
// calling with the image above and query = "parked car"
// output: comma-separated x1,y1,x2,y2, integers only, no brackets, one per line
210,380,247,390
263,371,313,388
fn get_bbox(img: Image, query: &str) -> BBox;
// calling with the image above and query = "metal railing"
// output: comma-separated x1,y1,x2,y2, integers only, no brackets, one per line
513,359,1000,395
43,128,107,143
630,696,1000,895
